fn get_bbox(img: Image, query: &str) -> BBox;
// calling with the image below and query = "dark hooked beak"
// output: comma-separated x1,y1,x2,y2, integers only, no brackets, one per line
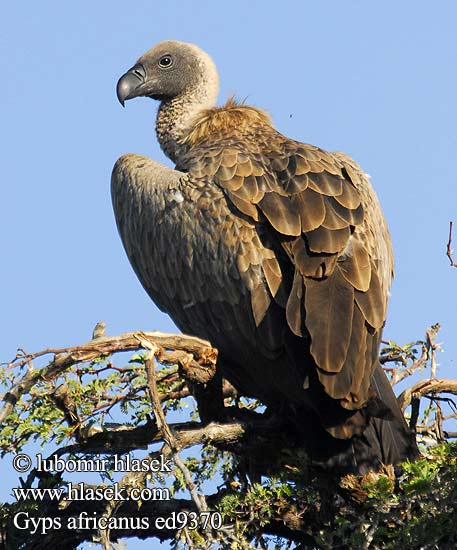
116,63,147,106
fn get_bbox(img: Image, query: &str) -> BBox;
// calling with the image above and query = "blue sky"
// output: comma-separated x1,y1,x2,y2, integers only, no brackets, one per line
1,1,457,548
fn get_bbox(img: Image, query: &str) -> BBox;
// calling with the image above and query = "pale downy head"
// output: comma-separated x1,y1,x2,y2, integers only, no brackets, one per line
116,40,219,160
116,41,219,105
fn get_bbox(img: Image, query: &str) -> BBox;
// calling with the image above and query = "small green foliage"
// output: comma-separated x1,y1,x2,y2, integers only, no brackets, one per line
402,458,439,496
362,473,395,501
0,351,187,455
380,339,422,362
218,477,293,531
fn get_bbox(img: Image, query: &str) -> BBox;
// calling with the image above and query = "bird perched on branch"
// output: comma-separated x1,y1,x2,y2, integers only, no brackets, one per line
112,40,418,473
92,321,106,340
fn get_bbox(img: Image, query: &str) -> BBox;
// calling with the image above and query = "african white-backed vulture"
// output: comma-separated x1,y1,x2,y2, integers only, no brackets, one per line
112,40,418,472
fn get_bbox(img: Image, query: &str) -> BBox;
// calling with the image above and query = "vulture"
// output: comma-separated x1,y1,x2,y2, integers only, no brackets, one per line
112,40,418,473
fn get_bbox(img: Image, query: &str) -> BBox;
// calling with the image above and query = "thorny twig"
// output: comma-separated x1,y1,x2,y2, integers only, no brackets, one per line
383,344,428,386
381,324,442,386
380,324,455,441
446,220,457,267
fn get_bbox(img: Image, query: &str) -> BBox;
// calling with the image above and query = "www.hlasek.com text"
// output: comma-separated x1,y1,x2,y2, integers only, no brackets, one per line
13,481,170,503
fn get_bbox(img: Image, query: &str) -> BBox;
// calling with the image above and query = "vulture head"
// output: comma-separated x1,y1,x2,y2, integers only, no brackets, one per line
117,40,219,161
116,40,219,106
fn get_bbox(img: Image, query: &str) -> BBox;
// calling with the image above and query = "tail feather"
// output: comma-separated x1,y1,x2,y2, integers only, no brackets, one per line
296,364,419,474
364,364,419,466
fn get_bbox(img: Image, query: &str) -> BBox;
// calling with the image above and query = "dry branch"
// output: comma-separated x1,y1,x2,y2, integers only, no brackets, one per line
386,344,428,386
397,379,457,412
0,331,217,425
145,353,208,515
446,220,457,268
382,323,442,387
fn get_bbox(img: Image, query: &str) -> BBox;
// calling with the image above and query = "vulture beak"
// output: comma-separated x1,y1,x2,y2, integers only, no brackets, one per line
116,64,147,107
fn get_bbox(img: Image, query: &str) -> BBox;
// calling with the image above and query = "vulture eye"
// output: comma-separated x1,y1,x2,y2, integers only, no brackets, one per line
158,55,173,68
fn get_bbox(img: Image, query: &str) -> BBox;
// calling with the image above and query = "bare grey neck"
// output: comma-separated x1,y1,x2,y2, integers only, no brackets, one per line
155,44,220,165
156,83,217,164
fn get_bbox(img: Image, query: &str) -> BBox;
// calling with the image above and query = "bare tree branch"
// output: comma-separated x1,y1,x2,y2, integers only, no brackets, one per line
446,220,457,268
144,352,208,515
386,344,428,386
397,379,457,412
0,331,217,425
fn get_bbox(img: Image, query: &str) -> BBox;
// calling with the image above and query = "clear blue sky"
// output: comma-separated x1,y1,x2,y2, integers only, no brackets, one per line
2,1,457,548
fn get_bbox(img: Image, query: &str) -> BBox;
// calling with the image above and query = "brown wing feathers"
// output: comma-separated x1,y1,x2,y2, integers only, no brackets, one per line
187,125,390,433
116,104,393,442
